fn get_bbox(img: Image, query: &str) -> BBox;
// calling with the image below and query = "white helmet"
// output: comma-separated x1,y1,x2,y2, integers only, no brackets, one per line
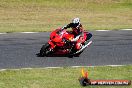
72,18,80,24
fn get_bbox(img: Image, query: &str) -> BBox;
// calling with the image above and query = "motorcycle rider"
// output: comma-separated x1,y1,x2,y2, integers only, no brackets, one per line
37,18,92,57
62,18,83,37
62,18,85,54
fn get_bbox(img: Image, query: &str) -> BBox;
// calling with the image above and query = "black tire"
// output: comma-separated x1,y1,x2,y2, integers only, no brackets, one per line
40,43,51,56
68,49,83,58
68,54,74,58
74,51,83,57
86,33,92,41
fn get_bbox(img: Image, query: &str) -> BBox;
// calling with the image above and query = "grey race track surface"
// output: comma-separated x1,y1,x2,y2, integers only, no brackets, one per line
0,30,132,69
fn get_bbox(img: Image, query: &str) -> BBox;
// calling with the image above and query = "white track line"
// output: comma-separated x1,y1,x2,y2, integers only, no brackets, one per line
0,65,126,72
21,68,33,70
71,66,95,68
0,33,7,34
71,65,125,68
121,29,132,31
106,65,124,67
45,67,62,69
1,29,132,35
0,69,6,71
20,32,39,33
96,30,110,31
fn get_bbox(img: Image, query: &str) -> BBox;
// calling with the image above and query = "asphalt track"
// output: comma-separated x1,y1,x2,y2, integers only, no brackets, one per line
0,30,132,69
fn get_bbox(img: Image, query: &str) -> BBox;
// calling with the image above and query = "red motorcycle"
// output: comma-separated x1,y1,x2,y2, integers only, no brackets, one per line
37,28,92,57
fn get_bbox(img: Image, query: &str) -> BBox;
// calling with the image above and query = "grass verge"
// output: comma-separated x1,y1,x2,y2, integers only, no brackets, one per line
0,0,132,32
0,65,132,88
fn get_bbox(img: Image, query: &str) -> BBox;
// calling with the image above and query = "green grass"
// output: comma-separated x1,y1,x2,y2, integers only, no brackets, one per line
0,0,132,32
0,65,132,88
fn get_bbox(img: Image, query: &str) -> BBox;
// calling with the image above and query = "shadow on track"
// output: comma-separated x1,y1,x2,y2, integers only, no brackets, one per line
36,53,80,58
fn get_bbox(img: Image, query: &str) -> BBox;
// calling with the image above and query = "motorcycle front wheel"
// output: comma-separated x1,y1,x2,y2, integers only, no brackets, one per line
40,43,52,56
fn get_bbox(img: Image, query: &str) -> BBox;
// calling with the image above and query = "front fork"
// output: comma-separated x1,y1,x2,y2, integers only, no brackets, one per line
48,40,56,50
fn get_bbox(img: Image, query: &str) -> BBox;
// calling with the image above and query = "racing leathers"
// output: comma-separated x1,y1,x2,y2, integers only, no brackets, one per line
62,23,84,53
